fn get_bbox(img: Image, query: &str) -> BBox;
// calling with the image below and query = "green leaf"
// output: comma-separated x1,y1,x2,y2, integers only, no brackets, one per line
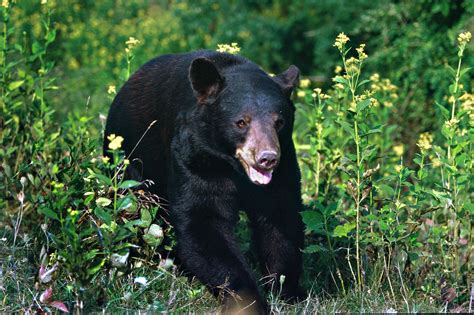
93,173,112,186
8,80,24,90
38,207,59,221
96,197,112,207
87,258,106,276
301,211,324,233
303,244,327,253
377,184,395,196
459,67,472,78
94,207,112,225
119,180,140,189
333,222,356,238
333,76,348,85
32,41,42,55
83,249,100,261
435,101,449,120
139,208,152,227
356,98,371,112
45,29,56,43
357,79,371,88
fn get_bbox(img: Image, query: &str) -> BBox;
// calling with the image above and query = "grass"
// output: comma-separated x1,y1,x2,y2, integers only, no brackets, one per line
0,220,444,313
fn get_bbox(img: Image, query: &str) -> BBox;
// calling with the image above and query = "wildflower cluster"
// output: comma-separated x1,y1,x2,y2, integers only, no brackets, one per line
457,31,471,47
333,32,349,52
356,44,367,61
312,88,330,100
300,78,311,88
416,132,433,153
216,42,241,54
107,134,124,151
125,36,140,53
370,73,398,108
107,85,116,95
459,92,473,126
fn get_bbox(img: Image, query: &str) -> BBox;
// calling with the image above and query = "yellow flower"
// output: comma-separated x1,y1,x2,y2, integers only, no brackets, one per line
41,0,47,4
370,73,380,82
431,158,442,168
124,159,130,165
334,83,344,90
334,32,350,51
384,101,393,108
126,37,140,48
297,90,306,98
444,118,460,129
67,208,79,217
394,164,402,173
369,98,379,107
457,31,472,46
313,88,322,95
321,93,331,100
102,156,110,164
334,65,342,74
107,134,124,150
1,0,8,8
345,57,359,74
107,85,116,95
393,144,404,156
216,43,241,54
356,44,368,61
417,132,433,153
300,78,311,88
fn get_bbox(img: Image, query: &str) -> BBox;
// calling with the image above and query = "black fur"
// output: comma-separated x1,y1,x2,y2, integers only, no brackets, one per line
104,50,304,313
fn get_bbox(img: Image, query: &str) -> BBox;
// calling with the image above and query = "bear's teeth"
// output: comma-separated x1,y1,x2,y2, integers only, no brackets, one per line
249,167,272,185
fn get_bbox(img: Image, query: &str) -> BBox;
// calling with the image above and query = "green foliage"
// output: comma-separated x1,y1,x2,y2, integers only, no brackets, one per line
296,30,472,305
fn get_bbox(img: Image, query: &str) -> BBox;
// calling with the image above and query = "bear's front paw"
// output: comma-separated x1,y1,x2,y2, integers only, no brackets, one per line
220,290,268,315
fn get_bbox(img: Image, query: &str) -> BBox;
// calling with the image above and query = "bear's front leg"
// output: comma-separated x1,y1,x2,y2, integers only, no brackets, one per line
248,193,305,302
244,153,305,302
171,184,267,314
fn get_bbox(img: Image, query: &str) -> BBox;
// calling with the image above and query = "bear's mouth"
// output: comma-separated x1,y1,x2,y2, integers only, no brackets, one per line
236,153,273,185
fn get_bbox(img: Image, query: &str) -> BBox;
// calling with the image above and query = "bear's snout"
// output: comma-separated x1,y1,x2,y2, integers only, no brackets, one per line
256,150,279,171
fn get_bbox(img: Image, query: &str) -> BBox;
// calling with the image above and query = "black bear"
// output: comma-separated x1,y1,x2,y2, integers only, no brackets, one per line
104,50,304,313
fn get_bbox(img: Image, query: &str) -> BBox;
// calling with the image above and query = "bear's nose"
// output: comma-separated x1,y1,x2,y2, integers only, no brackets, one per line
256,151,279,170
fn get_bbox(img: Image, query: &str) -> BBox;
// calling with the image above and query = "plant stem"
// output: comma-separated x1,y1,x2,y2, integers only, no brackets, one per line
354,118,362,290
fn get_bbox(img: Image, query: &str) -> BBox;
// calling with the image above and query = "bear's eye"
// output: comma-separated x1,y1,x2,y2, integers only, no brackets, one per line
236,119,248,129
275,118,284,130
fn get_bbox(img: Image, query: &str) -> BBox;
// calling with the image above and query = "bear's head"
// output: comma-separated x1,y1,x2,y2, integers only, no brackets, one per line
189,56,299,185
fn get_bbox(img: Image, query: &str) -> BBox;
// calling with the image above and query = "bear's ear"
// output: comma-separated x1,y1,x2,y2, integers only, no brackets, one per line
273,65,300,97
189,57,224,104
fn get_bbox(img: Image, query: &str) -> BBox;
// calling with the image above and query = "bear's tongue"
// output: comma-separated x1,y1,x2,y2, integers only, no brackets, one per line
248,166,272,185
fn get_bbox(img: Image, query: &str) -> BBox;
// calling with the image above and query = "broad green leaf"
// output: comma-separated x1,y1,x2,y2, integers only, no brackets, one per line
94,207,112,225
93,173,112,186
357,79,371,88
119,180,140,189
96,197,112,207
38,207,59,221
301,211,324,233
356,98,371,112
8,80,24,90
333,222,355,238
